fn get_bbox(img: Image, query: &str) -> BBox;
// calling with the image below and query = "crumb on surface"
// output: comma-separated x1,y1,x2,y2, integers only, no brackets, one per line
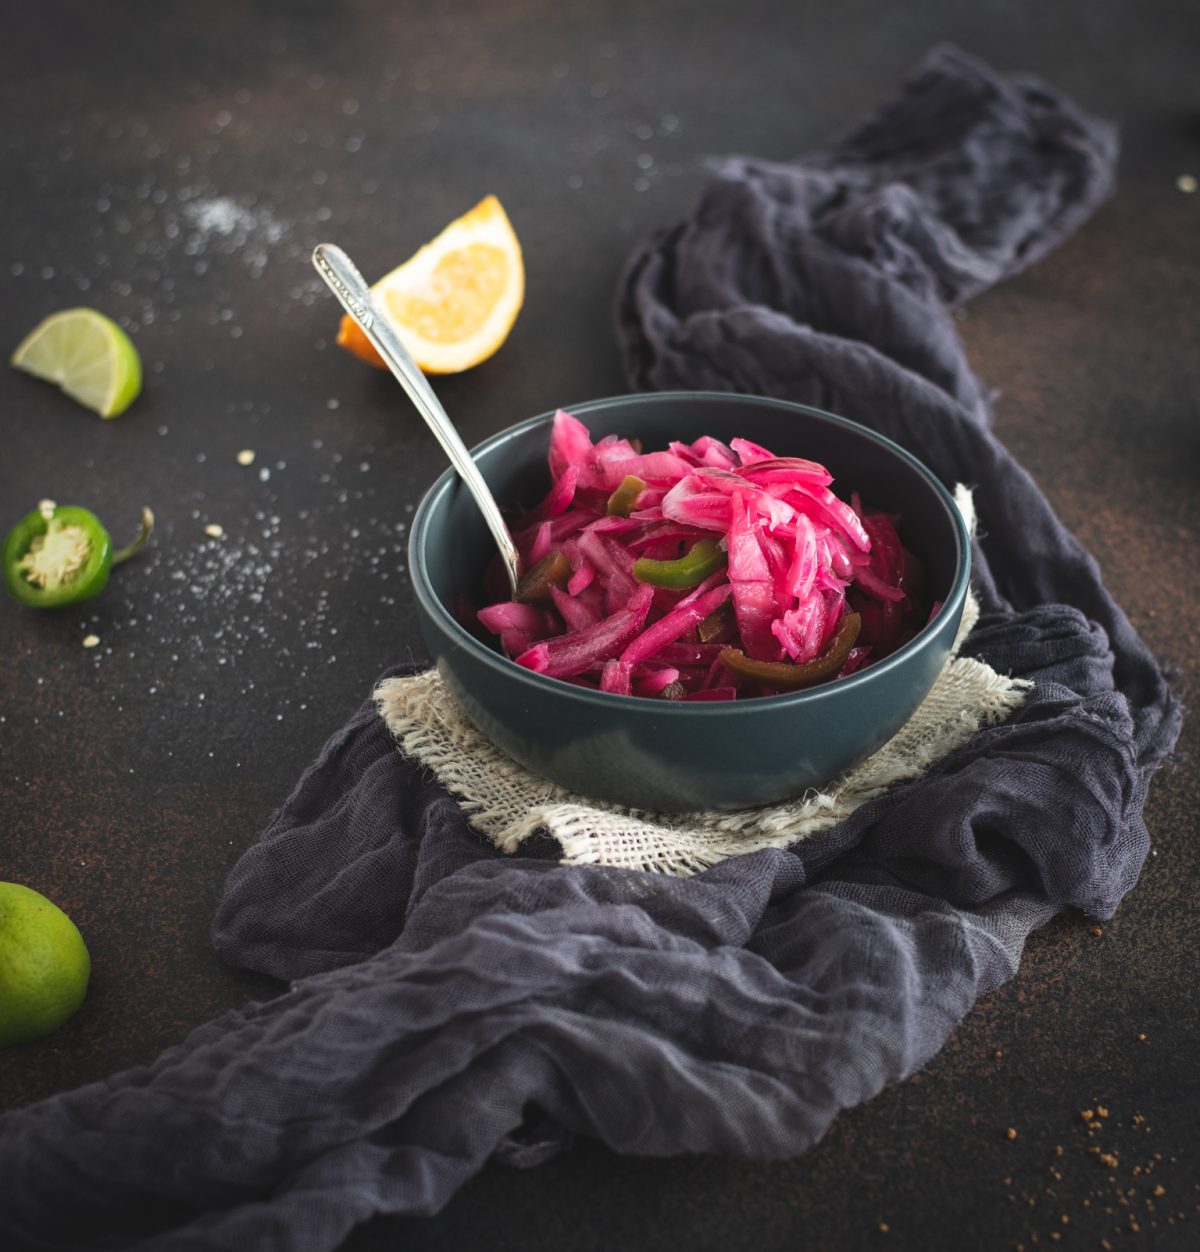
236,449,256,465
1007,1127,1018,1140
82,634,100,648
1178,174,1197,193
204,523,224,538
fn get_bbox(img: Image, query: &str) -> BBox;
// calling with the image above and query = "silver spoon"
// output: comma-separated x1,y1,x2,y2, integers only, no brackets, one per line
311,242,522,596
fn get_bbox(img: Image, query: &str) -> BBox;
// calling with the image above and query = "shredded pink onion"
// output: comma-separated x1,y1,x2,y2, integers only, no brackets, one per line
475,413,931,699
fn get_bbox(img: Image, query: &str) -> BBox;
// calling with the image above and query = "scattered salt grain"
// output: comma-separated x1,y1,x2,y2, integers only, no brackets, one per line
184,196,285,243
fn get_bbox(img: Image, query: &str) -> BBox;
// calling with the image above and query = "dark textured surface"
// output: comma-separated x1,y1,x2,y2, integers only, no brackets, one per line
0,3,1196,1250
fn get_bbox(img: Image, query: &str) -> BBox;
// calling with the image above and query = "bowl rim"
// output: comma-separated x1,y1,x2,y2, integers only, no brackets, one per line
409,390,971,717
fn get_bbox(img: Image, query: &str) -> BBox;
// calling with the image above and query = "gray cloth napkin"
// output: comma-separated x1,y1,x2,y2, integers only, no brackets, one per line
0,45,1181,1252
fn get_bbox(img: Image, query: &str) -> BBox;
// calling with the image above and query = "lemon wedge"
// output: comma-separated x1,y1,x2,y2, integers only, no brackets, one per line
337,195,524,375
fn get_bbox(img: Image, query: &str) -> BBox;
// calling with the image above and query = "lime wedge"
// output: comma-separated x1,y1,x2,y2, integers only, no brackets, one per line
11,308,142,418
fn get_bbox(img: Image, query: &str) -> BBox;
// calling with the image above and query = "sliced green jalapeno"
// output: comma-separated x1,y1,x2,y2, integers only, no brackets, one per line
606,475,646,518
720,612,861,691
632,538,726,590
514,549,572,605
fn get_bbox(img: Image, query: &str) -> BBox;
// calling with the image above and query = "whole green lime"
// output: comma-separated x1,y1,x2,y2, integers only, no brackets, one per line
0,882,91,1047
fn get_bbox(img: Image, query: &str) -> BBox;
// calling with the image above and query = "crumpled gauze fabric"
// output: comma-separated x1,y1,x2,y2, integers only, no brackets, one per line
0,45,1182,1252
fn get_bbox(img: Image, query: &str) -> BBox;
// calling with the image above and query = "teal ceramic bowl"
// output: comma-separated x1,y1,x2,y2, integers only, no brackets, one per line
409,392,970,812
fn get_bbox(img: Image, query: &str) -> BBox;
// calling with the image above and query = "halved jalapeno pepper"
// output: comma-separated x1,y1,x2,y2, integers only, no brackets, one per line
3,500,154,608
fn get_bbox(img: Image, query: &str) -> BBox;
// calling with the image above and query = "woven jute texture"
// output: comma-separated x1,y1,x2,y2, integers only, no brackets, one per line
376,489,1030,876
